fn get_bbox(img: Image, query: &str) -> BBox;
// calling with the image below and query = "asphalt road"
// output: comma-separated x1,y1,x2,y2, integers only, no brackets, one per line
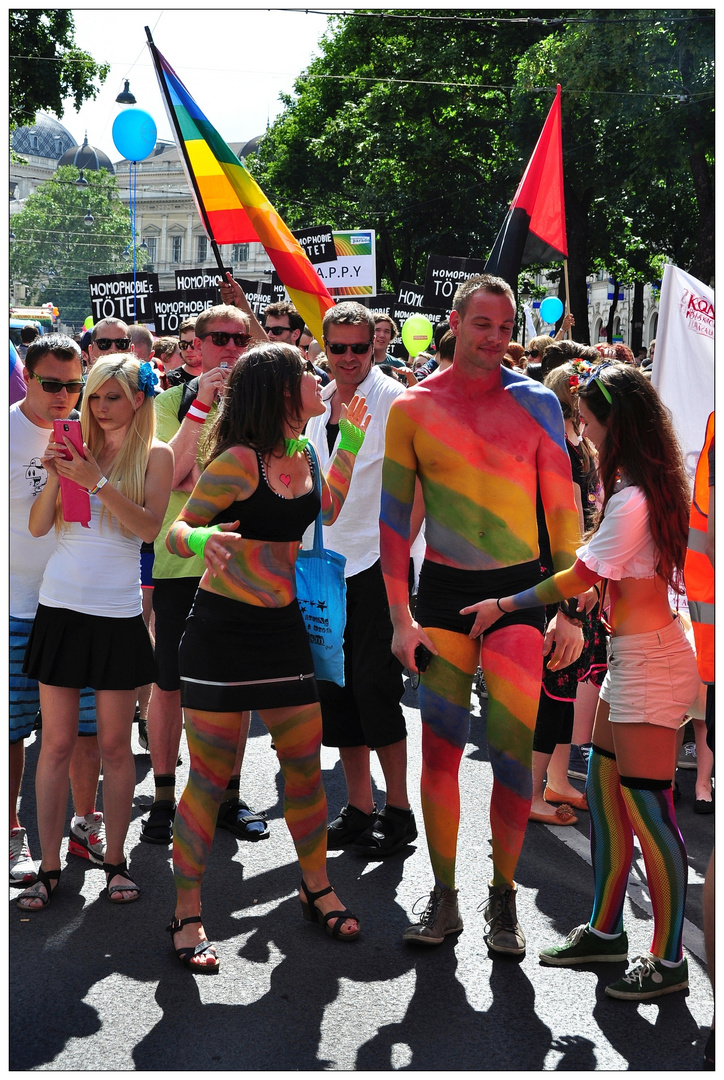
10,679,714,1072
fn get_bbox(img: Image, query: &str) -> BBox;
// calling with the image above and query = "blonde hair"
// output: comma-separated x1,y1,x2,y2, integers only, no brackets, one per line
544,363,597,479
76,355,155,537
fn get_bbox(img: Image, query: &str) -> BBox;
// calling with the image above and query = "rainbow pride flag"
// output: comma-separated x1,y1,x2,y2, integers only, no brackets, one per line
146,30,334,343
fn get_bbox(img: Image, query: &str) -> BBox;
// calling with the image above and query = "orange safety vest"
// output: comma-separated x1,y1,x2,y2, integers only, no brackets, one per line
684,412,714,682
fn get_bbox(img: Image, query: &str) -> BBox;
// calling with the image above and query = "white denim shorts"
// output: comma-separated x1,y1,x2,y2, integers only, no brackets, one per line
600,615,700,729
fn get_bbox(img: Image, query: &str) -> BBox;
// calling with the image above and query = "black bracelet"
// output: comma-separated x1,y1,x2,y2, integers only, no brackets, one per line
496,598,507,615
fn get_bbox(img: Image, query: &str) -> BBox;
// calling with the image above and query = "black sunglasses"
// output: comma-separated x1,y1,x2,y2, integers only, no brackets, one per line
265,325,290,337
94,337,131,351
325,340,373,355
199,331,251,348
178,340,195,351
30,372,85,394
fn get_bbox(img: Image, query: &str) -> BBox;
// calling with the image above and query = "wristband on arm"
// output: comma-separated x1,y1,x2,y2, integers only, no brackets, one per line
186,399,211,424
186,525,223,557
338,417,366,456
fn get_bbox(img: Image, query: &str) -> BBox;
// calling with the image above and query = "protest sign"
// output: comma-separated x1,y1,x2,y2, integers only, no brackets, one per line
422,255,487,308
315,230,376,296
174,267,232,291
88,272,159,323
354,294,395,315
235,278,273,317
151,289,217,333
291,226,337,265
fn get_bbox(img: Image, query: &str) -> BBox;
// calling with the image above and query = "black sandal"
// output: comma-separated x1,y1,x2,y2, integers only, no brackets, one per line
16,866,60,912
167,916,220,974
300,881,360,941
103,860,140,904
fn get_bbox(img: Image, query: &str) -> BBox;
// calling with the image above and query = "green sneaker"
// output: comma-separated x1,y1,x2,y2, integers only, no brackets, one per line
539,923,628,966
605,953,689,1001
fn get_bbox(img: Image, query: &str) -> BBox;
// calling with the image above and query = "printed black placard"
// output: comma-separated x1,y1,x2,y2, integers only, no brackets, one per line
88,272,160,323
291,226,337,264
422,255,487,308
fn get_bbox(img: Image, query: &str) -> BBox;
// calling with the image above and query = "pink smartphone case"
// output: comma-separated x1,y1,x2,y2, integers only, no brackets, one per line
53,420,91,528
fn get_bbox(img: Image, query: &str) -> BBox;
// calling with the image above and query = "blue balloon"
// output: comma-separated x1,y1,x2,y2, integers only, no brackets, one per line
539,296,564,324
112,109,157,162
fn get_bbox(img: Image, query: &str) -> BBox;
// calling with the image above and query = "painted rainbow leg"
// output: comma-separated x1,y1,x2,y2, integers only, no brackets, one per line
587,746,634,936
481,624,542,888
418,628,479,890
173,708,240,894
619,779,688,963
260,703,327,877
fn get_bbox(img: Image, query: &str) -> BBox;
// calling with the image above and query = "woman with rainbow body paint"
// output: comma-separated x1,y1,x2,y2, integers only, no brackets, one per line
464,361,700,1000
165,342,369,971
380,273,583,954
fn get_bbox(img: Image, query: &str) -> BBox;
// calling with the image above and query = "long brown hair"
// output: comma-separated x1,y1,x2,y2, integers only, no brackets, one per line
201,343,306,465
578,363,690,590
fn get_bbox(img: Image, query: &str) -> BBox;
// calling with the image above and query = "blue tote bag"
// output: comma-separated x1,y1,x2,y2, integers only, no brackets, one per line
295,444,347,686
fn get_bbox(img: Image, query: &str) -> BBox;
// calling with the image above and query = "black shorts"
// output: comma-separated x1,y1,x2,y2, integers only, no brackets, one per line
152,576,201,691
179,589,319,712
23,604,156,691
415,559,546,637
320,560,406,750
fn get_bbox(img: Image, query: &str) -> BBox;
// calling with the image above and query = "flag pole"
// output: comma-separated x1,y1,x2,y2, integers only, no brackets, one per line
563,258,572,339
145,25,225,280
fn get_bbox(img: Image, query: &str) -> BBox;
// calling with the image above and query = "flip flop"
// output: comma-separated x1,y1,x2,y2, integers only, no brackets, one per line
529,804,578,826
544,787,588,812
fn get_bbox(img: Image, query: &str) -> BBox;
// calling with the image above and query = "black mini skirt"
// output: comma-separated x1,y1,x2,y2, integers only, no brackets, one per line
178,588,319,712
23,604,156,691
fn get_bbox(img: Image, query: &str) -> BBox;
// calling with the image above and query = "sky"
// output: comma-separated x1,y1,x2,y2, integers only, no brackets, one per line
54,8,336,162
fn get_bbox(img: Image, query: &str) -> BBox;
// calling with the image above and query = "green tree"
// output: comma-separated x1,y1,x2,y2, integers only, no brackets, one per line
10,10,109,133
10,166,133,327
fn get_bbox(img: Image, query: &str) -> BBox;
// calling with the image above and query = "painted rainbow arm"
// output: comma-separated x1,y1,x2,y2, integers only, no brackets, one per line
380,400,418,611
505,558,600,610
536,426,582,573
321,448,356,525
166,450,250,557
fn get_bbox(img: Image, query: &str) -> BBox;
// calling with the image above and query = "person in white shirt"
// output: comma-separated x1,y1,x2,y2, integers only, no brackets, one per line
305,302,424,856
10,335,104,885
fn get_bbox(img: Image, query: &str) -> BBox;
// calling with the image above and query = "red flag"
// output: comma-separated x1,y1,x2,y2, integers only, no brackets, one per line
485,86,567,287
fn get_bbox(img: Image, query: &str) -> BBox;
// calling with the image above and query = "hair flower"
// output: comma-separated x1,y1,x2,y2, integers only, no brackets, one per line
138,361,159,398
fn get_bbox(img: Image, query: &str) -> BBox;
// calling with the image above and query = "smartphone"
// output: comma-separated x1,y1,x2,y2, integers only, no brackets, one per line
414,643,433,673
52,419,91,528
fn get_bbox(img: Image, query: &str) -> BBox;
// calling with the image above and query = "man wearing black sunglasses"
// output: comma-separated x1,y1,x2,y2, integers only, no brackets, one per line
303,302,422,857
11,334,103,883
88,318,134,369
143,305,267,847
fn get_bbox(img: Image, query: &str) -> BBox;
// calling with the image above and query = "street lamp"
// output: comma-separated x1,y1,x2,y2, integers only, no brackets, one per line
76,170,89,188
84,211,95,227
116,80,137,105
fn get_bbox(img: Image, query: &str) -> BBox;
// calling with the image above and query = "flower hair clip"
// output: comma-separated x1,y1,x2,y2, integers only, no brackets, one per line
568,374,579,390
138,361,159,398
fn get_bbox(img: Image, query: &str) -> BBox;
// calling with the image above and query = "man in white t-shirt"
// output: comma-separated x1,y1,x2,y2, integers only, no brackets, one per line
10,334,104,884
305,302,424,856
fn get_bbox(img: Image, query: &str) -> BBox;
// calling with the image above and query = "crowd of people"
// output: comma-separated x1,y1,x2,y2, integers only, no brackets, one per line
9,276,713,1056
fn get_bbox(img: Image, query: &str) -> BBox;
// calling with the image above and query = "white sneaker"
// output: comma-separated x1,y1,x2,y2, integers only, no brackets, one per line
10,826,36,884
68,812,106,865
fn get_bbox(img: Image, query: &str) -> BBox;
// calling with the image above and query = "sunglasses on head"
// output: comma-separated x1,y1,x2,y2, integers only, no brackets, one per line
525,349,539,359
178,340,195,351
578,361,614,404
30,372,85,394
265,324,290,337
199,331,251,348
325,340,373,355
94,337,131,352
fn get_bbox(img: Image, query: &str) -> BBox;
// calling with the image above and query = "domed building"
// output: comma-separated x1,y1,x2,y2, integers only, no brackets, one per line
11,111,76,162
58,133,114,175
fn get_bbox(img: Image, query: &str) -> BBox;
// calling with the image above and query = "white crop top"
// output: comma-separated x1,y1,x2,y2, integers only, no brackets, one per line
39,495,143,618
576,483,657,581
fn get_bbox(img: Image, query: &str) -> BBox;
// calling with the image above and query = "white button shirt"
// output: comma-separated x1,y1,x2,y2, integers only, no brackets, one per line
304,364,425,579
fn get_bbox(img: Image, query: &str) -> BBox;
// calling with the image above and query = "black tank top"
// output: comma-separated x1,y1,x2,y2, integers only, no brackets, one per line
209,448,321,541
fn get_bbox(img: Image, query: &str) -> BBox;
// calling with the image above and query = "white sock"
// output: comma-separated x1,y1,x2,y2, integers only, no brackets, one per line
657,955,685,969
588,923,623,940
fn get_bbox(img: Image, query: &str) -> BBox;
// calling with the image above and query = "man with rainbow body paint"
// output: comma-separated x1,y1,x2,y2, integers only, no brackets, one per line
380,273,582,952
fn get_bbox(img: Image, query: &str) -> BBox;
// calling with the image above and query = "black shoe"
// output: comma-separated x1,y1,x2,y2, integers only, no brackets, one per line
137,717,149,752
216,799,269,841
327,804,376,849
140,800,176,845
351,805,418,856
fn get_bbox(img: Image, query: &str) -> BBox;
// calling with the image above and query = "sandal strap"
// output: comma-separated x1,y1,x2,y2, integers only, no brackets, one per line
176,940,217,962
301,881,334,904
167,915,203,935
37,866,61,887
323,908,358,937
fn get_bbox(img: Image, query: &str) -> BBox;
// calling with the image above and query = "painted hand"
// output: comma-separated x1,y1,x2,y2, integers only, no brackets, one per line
460,598,503,638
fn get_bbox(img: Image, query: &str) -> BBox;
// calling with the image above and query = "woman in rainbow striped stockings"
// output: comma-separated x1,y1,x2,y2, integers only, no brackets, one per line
164,343,369,972
463,362,700,1000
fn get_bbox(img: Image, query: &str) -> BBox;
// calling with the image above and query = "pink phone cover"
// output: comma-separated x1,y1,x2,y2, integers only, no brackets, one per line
53,420,91,528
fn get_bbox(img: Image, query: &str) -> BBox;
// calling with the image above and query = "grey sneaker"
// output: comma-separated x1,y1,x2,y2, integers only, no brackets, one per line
480,883,526,955
568,743,591,781
539,923,629,966
605,953,689,1000
10,826,36,884
403,887,463,945
68,812,107,865
678,742,697,770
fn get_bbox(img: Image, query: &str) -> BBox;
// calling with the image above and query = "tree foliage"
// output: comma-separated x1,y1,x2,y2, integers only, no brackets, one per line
10,167,133,327
10,10,110,132
248,8,713,341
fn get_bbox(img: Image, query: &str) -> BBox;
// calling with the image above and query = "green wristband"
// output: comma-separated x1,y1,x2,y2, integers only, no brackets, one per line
186,525,222,558
338,417,366,456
